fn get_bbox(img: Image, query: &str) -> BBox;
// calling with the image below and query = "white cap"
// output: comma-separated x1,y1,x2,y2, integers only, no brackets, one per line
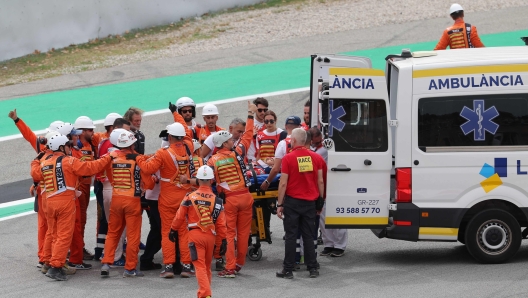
104,113,122,126
202,104,219,116
450,3,463,14
74,116,96,129
213,130,232,148
196,165,214,180
110,128,137,148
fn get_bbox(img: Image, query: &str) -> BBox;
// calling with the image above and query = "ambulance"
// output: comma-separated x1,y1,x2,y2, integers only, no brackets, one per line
309,46,528,263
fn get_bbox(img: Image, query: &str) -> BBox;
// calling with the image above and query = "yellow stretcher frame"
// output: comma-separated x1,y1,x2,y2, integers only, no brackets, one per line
250,190,278,241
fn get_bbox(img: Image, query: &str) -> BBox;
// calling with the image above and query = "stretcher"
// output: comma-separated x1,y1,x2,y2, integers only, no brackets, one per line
245,163,280,261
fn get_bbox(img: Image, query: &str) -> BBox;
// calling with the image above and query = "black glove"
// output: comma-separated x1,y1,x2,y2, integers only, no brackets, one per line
126,153,139,161
140,196,149,210
169,102,177,113
315,196,324,212
168,229,177,243
219,239,227,255
36,151,46,160
218,192,226,204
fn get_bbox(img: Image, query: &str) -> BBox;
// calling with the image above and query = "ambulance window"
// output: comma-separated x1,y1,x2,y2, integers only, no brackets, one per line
418,94,528,150
330,99,388,152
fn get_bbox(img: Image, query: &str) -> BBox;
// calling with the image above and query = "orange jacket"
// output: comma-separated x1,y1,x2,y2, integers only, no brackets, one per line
198,125,224,144
172,111,201,140
171,186,227,238
192,156,204,177
105,149,155,197
135,112,194,196
434,19,484,50
71,139,98,185
207,117,253,194
15,118,47,153
31,152,112,199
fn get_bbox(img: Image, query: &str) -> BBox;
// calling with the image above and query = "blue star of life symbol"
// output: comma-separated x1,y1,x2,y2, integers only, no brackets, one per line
460,99,499,141
329,100,346,137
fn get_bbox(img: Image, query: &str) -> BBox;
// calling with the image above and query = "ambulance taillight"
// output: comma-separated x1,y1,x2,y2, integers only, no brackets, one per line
395,168,412,203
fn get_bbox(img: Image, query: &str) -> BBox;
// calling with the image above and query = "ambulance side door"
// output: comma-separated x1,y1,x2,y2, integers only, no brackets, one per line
323,67,392,229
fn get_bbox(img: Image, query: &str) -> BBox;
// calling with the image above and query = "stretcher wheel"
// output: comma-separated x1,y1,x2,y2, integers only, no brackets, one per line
247,247,262,261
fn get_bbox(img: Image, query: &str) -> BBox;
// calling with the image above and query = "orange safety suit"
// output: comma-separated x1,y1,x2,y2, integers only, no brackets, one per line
71,139,96,241
207,117,254,269
171,186,227,298
434,19,485,50
192,156,204,177
30,152,111,268
197,125,224,144
101,149,155,271
172,112,201,140
14,118,49,263
134,112,194,265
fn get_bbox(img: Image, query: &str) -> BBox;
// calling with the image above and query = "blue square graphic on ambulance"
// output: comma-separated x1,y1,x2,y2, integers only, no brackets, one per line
460,100,499,141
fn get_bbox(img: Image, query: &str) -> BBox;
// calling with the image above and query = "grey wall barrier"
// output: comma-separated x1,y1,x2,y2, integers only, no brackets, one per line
0,0,262,62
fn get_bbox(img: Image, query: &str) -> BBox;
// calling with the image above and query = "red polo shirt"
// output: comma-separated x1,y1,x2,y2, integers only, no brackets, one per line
281,146,325,201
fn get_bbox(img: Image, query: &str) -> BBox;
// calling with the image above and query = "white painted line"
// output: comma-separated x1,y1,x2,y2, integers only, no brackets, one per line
0,186,97,223
0,211,36,222
0,87,309,143
0,187,95,209
0,197,34,208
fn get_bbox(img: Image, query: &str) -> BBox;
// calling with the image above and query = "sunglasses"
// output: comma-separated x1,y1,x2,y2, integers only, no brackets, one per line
264,119,275,124
257,108,268,113
83,128,94,132
181,109,193,114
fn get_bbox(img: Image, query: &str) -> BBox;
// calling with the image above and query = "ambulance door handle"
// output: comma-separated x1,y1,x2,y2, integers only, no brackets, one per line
364,159,372,166
331,164,351,172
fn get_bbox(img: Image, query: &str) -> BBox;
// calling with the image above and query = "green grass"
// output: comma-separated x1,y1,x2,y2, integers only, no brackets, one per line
0,0,319,86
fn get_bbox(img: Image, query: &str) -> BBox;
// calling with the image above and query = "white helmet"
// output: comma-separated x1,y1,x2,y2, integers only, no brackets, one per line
176,97,196,118
47,121,64,132
167,122,186,137
104,113,122,126
213,130,232,148
176,97,196,109
202,104,219,116
449,3,463,14
110,128,137,148
196,165,214,180
47,133,70,151
57,122,82,136
74,116,96,129
192,139,201,152
45,131,58,141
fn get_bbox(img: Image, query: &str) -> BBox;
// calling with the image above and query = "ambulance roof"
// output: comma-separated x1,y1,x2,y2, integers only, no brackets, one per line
393,46,528,70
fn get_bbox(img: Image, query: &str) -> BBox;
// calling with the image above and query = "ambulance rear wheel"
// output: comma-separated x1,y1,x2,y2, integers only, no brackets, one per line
465,209,521,264
247,247,262,261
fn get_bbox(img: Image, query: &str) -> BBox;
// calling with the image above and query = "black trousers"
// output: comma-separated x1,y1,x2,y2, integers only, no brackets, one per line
140,200,162,263
283,196,317,271
94,180,107,258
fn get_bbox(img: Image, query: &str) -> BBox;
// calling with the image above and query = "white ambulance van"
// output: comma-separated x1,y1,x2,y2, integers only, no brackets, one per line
310,47,528,263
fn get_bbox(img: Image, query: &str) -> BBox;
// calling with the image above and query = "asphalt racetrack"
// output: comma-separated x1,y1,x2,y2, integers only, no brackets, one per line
2,6,528,298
